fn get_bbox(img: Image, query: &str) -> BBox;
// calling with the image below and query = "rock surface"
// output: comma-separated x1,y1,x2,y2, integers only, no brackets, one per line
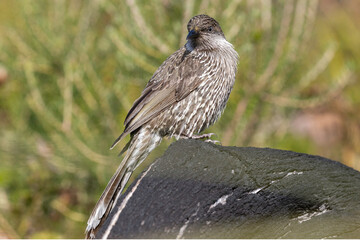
95,139,360,239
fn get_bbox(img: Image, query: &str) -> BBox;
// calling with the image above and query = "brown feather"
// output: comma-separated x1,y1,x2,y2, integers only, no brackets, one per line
111,47,208,149
86,14,238,239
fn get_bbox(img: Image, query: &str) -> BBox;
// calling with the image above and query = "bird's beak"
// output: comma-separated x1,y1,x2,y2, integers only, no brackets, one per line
187,27,199,40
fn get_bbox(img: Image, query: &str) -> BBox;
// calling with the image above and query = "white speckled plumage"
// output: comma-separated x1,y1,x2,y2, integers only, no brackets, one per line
86,14,238,238
152,37,237,139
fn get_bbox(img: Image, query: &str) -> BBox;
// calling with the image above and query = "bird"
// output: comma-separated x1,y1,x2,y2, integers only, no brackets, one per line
85,14,238,239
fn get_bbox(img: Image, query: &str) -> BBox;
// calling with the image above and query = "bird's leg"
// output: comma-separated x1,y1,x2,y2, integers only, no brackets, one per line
180,133,221,144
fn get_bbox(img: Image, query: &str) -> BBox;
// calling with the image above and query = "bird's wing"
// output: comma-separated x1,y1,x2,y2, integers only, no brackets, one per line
110,48,208,149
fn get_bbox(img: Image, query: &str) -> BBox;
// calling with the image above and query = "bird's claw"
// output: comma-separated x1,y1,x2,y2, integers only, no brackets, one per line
180,133,221,144
205,139,221,145
189,133,216,139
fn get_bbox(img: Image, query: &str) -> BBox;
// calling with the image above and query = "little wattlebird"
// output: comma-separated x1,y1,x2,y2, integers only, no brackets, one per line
85,14,238,238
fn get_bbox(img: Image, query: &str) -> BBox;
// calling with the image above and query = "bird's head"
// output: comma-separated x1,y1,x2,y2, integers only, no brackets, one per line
185,14,225,51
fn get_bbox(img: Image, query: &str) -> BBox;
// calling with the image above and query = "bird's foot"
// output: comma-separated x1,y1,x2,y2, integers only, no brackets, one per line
186,133,215,139
204,139,221,145
180,133,221,144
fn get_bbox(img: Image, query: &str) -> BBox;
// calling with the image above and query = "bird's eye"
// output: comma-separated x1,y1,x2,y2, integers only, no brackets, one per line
208,27,213,32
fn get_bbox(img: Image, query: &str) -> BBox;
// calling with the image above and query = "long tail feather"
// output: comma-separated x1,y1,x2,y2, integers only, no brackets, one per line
85,128,162,239
110,132,126,150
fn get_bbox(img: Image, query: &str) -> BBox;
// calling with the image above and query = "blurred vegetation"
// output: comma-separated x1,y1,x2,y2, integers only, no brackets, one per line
0,0,359,238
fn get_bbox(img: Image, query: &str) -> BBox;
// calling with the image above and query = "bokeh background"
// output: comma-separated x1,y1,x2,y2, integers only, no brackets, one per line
0,0,359,238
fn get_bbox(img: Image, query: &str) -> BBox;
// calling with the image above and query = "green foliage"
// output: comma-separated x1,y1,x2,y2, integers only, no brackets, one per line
0,0,359,238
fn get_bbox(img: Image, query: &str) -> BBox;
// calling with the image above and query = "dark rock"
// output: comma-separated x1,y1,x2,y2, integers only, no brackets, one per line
96,139,360,239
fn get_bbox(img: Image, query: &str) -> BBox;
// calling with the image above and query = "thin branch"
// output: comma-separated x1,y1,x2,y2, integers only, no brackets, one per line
260,0,272,31
180,0,194,48
287,0,308,62
224,0,243,18
108,27,158,74
126,0,171,54
62,62,74,132
297,44,336,89
263,67,354,108
299,0,319,53
254,0,294,92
